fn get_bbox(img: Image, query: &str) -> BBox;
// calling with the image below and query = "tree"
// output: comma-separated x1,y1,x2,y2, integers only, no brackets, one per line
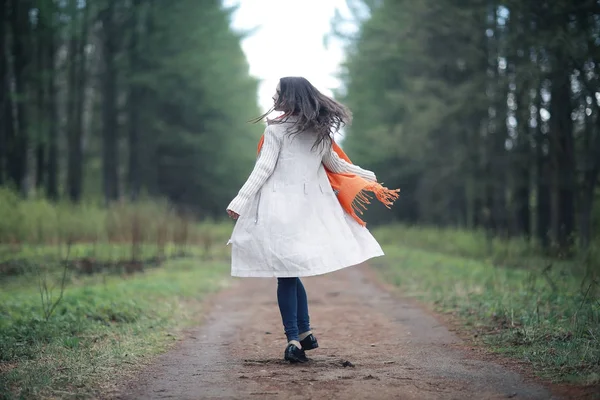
45,0,59,200
8,0,32,193
0,0,10,186
126,0,144,201
0,0,262,217
65,0,90,202
99,0,119,203
336,0,600,251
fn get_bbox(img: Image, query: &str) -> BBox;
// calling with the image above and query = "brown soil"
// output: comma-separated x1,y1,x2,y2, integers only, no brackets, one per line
114,265,590,400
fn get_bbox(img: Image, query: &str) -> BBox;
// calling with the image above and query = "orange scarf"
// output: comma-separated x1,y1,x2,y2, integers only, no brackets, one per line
257,135,400,226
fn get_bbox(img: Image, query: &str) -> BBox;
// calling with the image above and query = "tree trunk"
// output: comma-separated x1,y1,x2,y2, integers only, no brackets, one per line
138,0,157,197
101,0,120,203
579,111,600,249
0,0,8,186
513,148,531,237
35,4,47,190
35,141,45,189
579,182,596,250
482,3,498,237
513,86,531,239
66,0,82,202
505,11,532,239
46,3,58,200
72,0,89,201
535,85,550,248
9,0,31,194
493,78,509,238
549,67,575,253
128,0,142,200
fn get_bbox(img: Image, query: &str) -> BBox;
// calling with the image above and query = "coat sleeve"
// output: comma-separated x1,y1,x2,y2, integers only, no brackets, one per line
322,144,377,182
227,126,282,215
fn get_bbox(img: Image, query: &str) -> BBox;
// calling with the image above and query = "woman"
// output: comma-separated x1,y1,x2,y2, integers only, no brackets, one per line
226,77,398,363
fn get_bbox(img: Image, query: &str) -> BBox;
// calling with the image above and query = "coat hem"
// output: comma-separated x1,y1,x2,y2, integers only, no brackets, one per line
230,251,385,278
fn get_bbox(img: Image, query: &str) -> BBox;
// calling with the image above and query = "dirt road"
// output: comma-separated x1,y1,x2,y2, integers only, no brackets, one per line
117,265,559,400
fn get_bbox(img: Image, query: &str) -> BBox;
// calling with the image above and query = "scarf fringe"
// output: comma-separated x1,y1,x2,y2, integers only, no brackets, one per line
372,183,401,208
349,184,401,226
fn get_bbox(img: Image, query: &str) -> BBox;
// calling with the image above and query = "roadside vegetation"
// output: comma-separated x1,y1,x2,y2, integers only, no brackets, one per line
374,225,600,385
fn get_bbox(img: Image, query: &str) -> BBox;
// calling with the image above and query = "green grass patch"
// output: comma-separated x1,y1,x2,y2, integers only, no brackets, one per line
375,224,600,274
373,232,600,385
0,188,235,398
0,256,230,399
0,187,233,253
0,240,231,280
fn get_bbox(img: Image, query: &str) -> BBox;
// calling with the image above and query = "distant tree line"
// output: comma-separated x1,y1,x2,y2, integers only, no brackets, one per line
336,0,600,252
0,0,262,216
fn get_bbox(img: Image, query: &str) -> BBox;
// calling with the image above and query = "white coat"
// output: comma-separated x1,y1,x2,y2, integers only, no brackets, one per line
226,118,384,277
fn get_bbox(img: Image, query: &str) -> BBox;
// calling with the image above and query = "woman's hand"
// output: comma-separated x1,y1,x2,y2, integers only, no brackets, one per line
227,209,239,220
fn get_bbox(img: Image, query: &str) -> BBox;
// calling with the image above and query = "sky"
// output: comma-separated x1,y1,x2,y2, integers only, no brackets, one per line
223,0,356,113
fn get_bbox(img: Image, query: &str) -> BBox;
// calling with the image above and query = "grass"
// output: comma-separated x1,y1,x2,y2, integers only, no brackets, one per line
0,186,233,279
3,186,598,393
374,224,600,269
0,256,230,399
0,187,232,250
373,225,600,385
0,240,230,280
0,188,236,399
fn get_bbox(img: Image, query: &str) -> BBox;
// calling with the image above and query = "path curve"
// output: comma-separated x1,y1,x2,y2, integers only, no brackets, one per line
116,265,557,400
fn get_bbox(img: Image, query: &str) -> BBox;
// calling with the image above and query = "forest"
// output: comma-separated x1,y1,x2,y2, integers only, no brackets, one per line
0,0,262,215
3,0,600,253
338,0,600,255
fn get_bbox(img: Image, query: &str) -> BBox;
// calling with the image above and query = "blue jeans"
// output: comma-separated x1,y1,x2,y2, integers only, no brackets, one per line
277,277,311,342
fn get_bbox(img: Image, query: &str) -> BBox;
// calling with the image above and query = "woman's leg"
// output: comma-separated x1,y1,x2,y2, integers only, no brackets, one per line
296,278,311,337
277,277,299,342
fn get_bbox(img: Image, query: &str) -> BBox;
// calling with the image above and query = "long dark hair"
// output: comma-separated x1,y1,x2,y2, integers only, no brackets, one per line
253,77,352,149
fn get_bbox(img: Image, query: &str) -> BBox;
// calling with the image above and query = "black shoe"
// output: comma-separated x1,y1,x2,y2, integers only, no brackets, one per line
284,344,309,363
300,334,319,351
